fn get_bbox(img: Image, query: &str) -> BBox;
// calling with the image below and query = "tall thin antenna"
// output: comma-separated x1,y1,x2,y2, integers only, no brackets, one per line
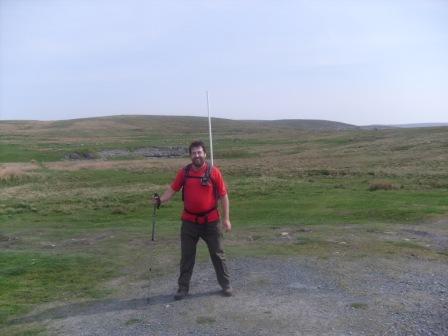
206,90,214,165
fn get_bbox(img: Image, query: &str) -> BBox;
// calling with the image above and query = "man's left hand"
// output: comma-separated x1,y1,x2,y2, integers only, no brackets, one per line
222,219,232,232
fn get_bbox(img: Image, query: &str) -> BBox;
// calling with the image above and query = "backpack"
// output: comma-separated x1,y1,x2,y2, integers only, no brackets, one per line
181,161,219,217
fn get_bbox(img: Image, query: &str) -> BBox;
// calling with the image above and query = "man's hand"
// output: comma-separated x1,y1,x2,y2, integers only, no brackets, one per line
151,193,161,208
153,187,176,207
222,219,232,232
219,194,231,232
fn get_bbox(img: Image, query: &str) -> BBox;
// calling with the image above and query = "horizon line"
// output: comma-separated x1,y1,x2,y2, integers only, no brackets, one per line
1,113,448,127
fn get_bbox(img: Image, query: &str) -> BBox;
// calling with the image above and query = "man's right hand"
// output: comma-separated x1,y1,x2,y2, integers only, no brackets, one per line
152,193,161,208
153,187,176,207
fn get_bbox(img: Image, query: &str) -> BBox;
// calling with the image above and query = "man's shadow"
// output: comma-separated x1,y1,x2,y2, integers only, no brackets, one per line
9,290,222,325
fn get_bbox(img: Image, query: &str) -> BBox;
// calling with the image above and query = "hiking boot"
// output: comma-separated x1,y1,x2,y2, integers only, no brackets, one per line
221,287,233,297
174,288,188,301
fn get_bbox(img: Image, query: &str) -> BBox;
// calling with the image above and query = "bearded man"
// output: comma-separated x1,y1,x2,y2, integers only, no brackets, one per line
154,140,232,300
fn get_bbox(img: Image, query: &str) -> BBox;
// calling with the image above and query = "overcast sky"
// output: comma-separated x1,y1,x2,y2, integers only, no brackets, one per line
1,0,447,125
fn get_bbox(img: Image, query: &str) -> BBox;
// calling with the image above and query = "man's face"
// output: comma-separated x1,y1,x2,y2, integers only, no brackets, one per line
190,146,206,167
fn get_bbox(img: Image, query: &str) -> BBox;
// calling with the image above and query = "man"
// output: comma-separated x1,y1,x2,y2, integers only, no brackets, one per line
154,140,232,300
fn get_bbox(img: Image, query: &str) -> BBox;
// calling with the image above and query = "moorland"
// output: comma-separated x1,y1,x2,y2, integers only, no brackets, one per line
1,115,447,335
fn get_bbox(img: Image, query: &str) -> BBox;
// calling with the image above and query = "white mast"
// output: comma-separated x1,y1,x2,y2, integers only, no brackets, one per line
206,90,214,165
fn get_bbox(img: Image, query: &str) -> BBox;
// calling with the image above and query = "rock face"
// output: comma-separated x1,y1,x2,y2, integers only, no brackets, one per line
131,147,187,158
65,147,188,160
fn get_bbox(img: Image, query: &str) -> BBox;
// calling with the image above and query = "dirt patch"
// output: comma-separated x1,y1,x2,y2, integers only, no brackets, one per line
10,255,448,336
399,224,448,253
4,220,448,335
44,160,123,171
60,232,116,248
0,162,40,172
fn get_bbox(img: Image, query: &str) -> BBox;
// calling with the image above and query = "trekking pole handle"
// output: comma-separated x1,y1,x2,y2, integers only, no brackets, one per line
153,193,161,209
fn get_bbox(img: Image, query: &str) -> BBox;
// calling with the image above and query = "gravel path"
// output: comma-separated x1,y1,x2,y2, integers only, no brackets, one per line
14,255,448,335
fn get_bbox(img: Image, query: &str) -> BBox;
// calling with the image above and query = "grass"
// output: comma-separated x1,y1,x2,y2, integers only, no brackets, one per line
1,116,448,333
196,316,217,324
350,303,368,310
229,176,448,225
0,251,115,325
0,143,63,163
125,318,142,326
2,325,47,336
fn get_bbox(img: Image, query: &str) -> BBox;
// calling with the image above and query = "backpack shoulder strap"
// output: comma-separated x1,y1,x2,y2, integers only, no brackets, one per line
203,160,212,181
206,161,219,201
183,163,192,177
181,164,192,201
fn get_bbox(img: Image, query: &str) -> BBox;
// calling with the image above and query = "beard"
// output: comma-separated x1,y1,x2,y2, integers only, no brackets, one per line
192,157,205,167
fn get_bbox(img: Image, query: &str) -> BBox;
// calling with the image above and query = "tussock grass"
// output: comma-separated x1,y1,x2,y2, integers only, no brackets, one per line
0,166,28,182
368,180,400,191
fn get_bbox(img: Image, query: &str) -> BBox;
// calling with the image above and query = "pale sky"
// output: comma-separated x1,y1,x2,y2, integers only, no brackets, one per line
1,0,447,125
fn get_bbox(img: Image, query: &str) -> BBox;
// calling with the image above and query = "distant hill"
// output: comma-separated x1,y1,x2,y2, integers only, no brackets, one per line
4,116,447,134
360,125,398,130
391,123,448,128
1,114,448,165
242,119,358,131
362,123,448,130
0,115,359,134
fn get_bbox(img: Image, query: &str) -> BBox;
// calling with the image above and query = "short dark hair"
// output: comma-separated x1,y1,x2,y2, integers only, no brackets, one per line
189,140,207,155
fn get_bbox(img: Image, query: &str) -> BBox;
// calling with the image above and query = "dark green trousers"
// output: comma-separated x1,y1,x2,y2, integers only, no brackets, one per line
178,220,230,291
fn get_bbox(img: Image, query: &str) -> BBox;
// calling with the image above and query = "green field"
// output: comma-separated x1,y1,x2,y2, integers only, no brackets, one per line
1,116,448,335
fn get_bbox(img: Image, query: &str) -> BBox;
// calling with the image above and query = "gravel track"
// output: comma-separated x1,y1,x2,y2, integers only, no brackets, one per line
13,255,448,336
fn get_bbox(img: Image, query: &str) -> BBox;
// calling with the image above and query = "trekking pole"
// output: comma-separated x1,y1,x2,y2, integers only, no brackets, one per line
148,193,161,303
152,193,160,241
